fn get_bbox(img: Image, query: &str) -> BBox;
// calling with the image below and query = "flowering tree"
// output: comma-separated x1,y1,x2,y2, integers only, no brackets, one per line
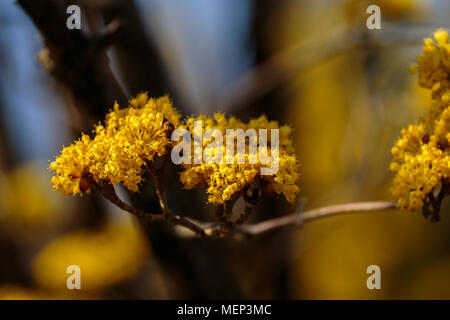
8,0,449,299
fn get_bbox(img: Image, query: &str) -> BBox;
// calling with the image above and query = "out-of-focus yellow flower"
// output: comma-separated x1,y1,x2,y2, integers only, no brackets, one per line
33,222,149,291
0,163,64,232
0,285,99,300
378,0,417,17
0,285,43,300
179,114,300,205
50,93,180,195
391,30,450,210
345,0,420,24
402,255,450,299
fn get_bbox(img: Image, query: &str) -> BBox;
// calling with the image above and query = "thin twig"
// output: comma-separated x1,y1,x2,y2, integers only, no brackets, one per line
238,201,397,237
86,169,398,238
88,175,207,235
88,176,165,222
235,183,261,226
146,160,208,236
91,175,398,239
151,169,169,216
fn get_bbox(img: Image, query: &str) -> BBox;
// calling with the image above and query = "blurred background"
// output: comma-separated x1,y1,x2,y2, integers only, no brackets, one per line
0,0,450,299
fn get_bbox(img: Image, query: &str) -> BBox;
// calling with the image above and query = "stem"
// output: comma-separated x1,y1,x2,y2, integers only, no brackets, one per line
88,177,164,222
88,171,397,238
238,201,397,236
235,184,261,226
151,169,168,216
147,160,207,236
167,215,206,236
89,175,206,235
235,202,254,226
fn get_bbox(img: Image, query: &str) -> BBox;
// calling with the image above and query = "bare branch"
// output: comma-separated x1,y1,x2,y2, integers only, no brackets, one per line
238,201,397,237
88,174,398,239
87,176,164,222
87,175,209,236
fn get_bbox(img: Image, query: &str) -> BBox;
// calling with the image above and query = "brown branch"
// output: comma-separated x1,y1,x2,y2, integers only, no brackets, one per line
18,0,127,127
86,163,397,238
238,201,398,237
88,174,398,239
202,185,261,237
166,215,207,237
422,181,450,222
87,175,208,236
150,169,169,216
236,183,261,225
99,0,169,97
235,205,254,226
87,176,164,222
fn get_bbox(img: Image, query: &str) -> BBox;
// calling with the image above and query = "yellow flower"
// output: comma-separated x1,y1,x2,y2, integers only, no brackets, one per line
391,30,450,210
270,152,301,203
411,29,450,102
0,163,65,235
50,92,300,206
0,285,43,300
50,93,180,195
49,134,93,196
33,223,149,291
179,114,300,205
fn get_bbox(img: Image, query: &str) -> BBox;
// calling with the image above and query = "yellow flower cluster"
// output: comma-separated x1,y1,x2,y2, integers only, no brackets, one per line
33,223,148,291
179,113,300,205
50,93,301,206
50,93,180,195
391,30,450,210
410,30,450,102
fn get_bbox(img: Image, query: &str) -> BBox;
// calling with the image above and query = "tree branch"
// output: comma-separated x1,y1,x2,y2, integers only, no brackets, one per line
18,0,127,127
87,174,399,240
238,201,397,237
87,175,208,235
87,176,165,222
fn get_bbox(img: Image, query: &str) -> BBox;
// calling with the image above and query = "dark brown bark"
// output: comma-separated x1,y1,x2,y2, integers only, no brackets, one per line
18,0,127,130
100,0,168,98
